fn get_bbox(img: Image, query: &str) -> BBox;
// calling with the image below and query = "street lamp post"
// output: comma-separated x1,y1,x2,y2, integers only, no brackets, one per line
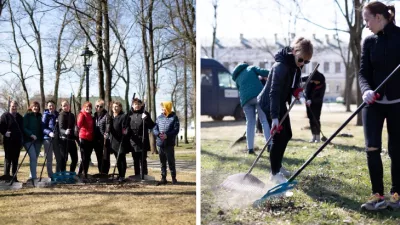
81,46,94,102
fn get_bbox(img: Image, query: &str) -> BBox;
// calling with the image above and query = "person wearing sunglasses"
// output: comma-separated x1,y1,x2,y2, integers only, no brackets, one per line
359,1,400,211
93,99,111,175
258,37,313,184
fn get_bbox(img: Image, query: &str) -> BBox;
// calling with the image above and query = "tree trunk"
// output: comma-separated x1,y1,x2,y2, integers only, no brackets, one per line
97,0,105,100
102,0,112,104
211,0,217,58
184,44,188,144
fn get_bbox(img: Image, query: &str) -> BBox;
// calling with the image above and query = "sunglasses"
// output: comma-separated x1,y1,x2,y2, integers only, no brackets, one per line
96,105,103,108
298,58,310,64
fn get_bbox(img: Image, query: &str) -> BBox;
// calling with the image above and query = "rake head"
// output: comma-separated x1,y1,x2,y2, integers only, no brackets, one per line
253,180,298,207
220,173,265,193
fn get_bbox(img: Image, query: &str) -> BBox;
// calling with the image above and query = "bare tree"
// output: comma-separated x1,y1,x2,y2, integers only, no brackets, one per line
211,0,218,58
19,0,46,110
0,0,6,17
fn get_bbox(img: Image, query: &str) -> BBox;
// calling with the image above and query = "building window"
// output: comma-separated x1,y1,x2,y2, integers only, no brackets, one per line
324,62,330,73
223,62,230,71
259,61,267,68
326,83,330,93
312,62,318,71
336,84,340,93
335,62,341,73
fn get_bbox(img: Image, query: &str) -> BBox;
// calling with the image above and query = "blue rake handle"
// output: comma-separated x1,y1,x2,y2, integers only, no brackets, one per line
253,181,298,207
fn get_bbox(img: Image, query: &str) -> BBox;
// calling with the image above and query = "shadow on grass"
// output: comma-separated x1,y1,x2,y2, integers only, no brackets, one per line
291,138,365,152
202,149,306,171
0,190,196,198
201,120,245,128
300,174,400,218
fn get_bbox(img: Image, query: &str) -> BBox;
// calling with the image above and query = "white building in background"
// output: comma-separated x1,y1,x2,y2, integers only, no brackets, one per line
201,33,357,102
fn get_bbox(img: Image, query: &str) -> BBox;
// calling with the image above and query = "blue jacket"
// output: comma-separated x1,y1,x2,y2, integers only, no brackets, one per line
42,109,59,140
153,112,180,147
232,63,269,107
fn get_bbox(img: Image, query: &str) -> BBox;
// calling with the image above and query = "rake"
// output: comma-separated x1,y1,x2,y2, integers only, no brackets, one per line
253,64,400,207
220,63,320,193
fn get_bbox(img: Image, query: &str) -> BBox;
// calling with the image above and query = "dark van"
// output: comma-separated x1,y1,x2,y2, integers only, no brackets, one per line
201,58,244,121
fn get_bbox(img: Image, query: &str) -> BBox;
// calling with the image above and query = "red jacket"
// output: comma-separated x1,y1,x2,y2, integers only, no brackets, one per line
77,110,94,141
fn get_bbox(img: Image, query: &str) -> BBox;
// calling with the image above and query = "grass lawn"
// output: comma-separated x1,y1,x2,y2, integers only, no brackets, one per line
201,104,400,225
0,143,196,225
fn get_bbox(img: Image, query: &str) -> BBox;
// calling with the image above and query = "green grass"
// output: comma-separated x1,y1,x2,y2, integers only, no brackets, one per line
201,108,400,225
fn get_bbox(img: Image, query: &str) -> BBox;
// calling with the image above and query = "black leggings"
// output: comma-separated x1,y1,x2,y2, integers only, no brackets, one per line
78,139,93,177
93,139,111,174
307,103,322,135
59,139,78,172
132,150,148,176
267,106,292,175
363,102,400,195
3,140,22,176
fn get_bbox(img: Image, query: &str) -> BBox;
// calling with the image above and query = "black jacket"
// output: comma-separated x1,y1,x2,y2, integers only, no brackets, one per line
303,70,326,105
93,109,110,141
0,112,24,143
359,22,400,99
58,111,76,141
128,107,155,152
258,47,302,119
109,111,129,153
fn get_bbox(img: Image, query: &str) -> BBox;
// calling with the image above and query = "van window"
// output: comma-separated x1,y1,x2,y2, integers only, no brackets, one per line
201,69,212,86
218,71,236,88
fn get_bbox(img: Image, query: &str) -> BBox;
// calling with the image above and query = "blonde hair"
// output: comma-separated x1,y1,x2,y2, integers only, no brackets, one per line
96,99,105,105
291,37,313,59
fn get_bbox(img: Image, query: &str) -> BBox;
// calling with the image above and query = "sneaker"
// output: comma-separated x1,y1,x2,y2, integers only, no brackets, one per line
118,177,126,183
315,135,321,143
248,149,255,154
388,192,400,209
309,135,316,143
270,172,287,184
361,193,387,211
280,167,291,177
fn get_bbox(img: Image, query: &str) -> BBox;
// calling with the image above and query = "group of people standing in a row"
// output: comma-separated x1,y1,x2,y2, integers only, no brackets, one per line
232,1,400,211
0,98,180,185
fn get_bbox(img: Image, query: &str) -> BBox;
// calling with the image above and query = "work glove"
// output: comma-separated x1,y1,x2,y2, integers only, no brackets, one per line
292,88,304,100
5,131,11,137
270,118,283,135
65,129,71,135
362,90,380,104
104,133,109,139
30,134,37,140
122,128,127,135
49,132,54,138
142,113,147,120
306,100,312,107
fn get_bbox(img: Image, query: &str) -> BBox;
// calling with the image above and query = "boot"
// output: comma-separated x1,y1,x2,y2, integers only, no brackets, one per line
315,134,321,143
309,134,316,143
157,175,167,185
172,176,177,184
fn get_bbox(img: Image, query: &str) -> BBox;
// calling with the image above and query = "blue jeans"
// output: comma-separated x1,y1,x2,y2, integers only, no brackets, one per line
25,141,43,179
43,139,54,177
242,97,270,150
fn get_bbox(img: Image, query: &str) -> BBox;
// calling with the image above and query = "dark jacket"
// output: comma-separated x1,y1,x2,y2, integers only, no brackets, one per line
109,111,129,153
153,112,180,147
58,111,76,141
303,70,326,105
42,109,59,140
258,47,302,119
93,109,110,141
23,111,43,143
128,107,155,152
0,112,24,143
359,22,400,99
